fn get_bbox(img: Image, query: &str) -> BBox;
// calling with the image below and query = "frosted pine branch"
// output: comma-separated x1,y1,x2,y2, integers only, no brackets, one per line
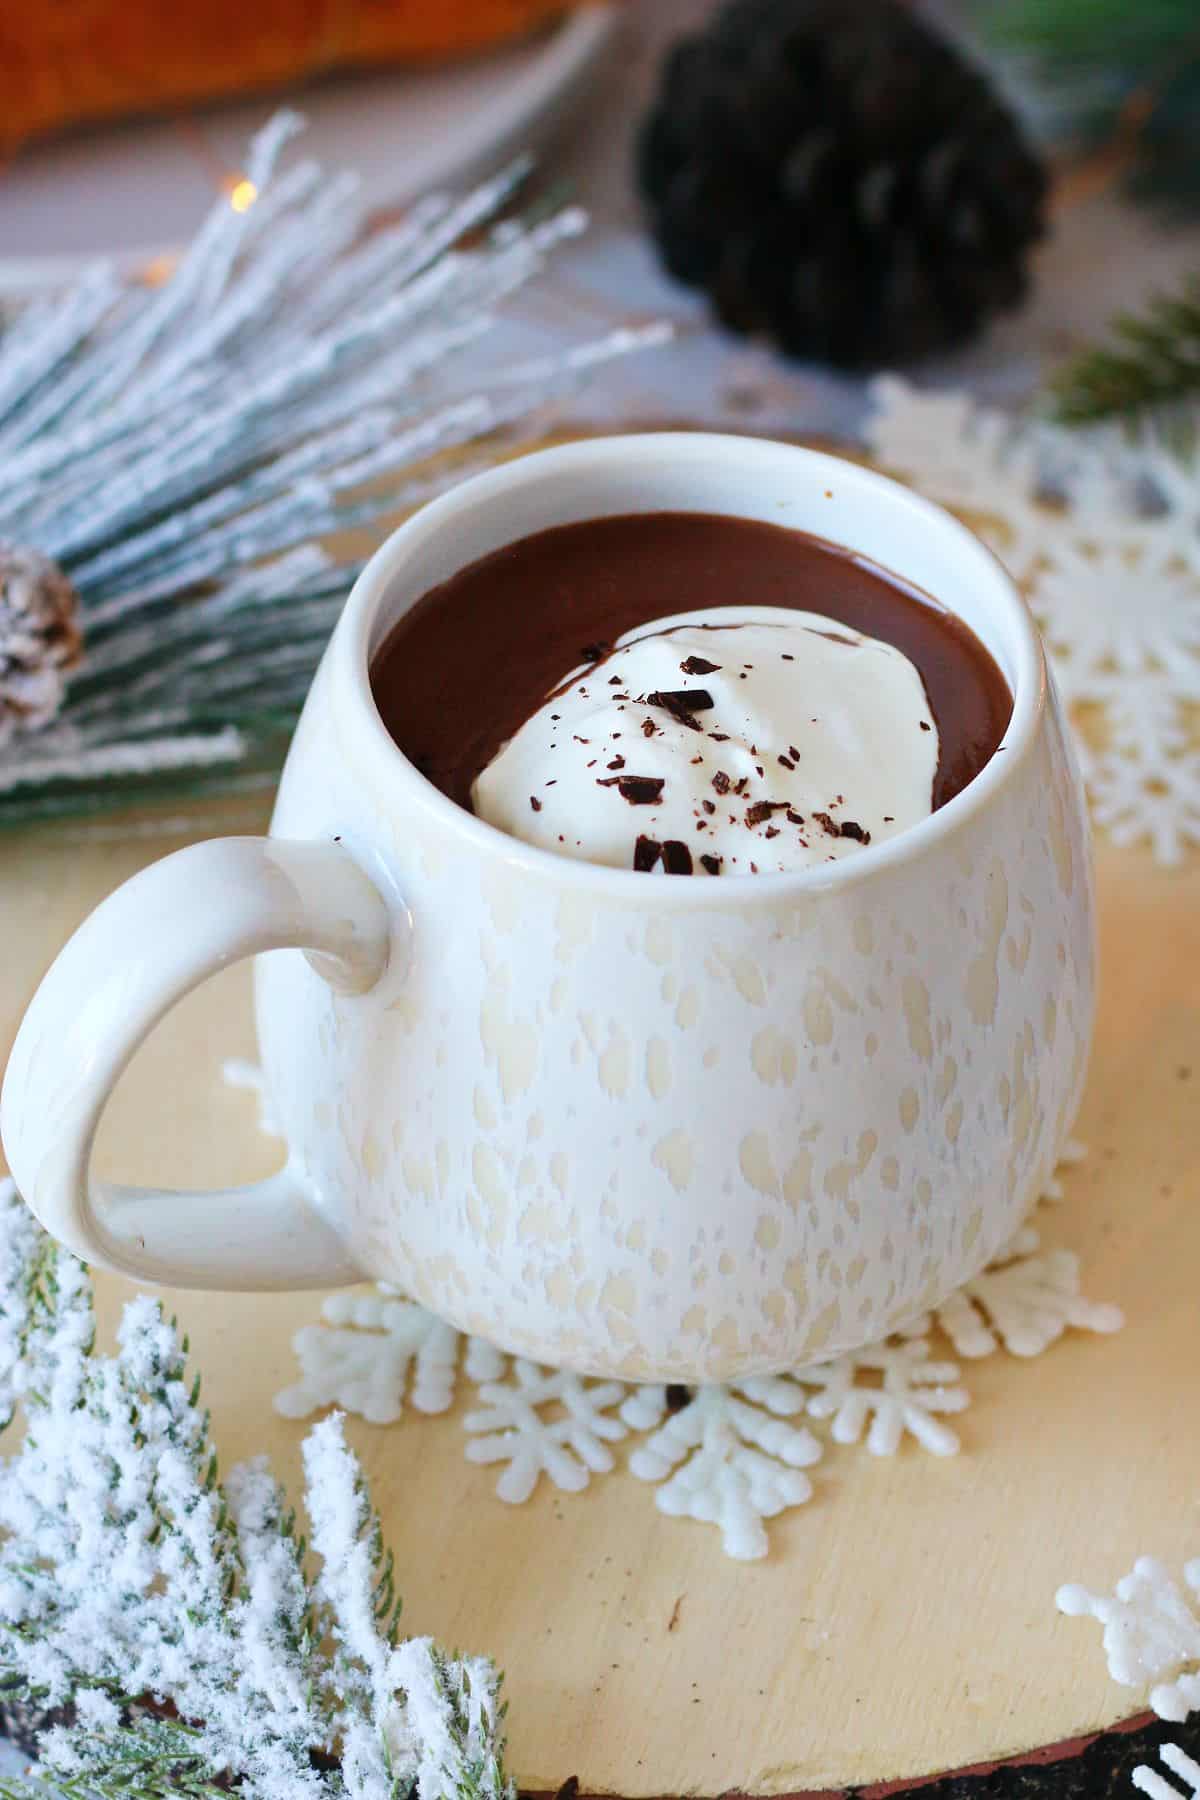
0,113,665,825
0,1178,513,1800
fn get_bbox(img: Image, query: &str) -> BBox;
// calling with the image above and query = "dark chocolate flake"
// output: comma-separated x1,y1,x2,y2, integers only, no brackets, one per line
596,774,665,805
812,810,838,836
680,655,721,676
839,820,871,843
608,674,623,685
709,732,730,743
641,717,657,738
699,853,722,876
661,840,694,876
712,771,731,795
786,808,805,825
778,754,795,770
920,720,932,730
746,799,789,827
633,835,662,872
644,688,715,731
529,796,542,812
702,799,716,815
606,755,626,771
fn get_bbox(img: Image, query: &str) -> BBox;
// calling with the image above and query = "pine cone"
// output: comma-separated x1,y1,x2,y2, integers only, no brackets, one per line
636,0,1048,369
0,544,82,746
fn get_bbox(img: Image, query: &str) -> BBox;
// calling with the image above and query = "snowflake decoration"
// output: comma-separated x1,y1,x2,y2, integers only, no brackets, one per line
1057,1557,1200,1724
262,1083,1118,1561
1134,1742,1200,1800
275,1293,465,1426
796,1335,968,1457
916,1245,1124,1360
621,1378,823,1562
866,376,1200,864
461,1360,629,1504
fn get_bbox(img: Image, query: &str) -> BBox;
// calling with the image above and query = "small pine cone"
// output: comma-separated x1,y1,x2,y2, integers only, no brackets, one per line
0,544,83,747
637,0,1048,369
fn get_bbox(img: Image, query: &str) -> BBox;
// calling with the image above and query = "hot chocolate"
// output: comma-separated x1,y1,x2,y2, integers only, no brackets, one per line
370,512,1011,874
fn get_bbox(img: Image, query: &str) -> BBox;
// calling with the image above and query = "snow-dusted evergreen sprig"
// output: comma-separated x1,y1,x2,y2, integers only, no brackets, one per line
0,110,667,825
0,1176,513,1800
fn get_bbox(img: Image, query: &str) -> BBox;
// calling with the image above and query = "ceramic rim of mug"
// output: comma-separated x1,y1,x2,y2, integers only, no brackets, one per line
331,432,1046,900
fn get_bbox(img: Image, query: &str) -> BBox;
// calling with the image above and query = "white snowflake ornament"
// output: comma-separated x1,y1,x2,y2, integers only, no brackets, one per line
798,1335,968,1457
866,376,1200,864
1134,1742,1200,1800
462,1360,629,1504
274,1293,462,1425
622,1378,822,1562
929,1247,1124,1359
1057,1556,1200,1722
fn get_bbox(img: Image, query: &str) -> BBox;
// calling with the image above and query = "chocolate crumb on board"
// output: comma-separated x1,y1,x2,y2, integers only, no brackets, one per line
633,835,662,872
661,840,694,875
812,810,838,836
709,731,730,742
839,820,870,842
712,770,731,795
787,808,805,825
702,799,716,814
529,796,542,812
919,719,932,730
699,853,722,875
681,654,721,675
597,774,665,805
607,755,625,770
641,717,657,738
608,674,623,685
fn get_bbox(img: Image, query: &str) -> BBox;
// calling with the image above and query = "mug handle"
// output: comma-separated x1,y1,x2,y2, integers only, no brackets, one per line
0,837,390,1290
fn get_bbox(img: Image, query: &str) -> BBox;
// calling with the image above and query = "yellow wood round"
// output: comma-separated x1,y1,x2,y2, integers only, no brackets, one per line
1,799,1196,1796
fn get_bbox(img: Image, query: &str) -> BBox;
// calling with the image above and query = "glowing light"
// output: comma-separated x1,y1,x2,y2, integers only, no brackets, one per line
228,178,258,213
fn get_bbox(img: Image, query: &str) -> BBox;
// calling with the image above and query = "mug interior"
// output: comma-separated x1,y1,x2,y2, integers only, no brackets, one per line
342,433,1043,887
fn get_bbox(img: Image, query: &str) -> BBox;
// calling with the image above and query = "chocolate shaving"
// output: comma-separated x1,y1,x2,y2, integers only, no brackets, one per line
699,853,722,876
661,840,694,875
641,689,715,732
701,799,715,815
680,655,721,675
606,755,626,770
641,717,657,738
608,674,623,685
633,835,662,872
839,820,870,843
712,771,731,795
596,774,665,805
709,732,730,742
812,810,838,836
529,796,542,812
765,826,780,839
919,719,932,731
746,799,789,827
777,754,794,770
786,808,805,825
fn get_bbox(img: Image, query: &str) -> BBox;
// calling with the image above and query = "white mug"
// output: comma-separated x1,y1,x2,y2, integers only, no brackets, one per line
1,435,1094,1382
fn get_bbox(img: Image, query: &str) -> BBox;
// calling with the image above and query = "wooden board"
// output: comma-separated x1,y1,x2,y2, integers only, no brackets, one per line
1,797,1197,1796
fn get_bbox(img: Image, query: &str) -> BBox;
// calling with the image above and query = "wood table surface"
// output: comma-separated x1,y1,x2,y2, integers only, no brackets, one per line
1,792,1196,1796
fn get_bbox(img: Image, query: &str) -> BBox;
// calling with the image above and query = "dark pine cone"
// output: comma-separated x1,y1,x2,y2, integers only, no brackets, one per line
636,0,1048,368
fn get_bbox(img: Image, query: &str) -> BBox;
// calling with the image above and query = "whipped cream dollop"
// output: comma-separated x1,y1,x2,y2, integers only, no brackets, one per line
471,606,939,874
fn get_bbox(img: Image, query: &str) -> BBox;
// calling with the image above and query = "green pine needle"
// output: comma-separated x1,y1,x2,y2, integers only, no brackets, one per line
1049,273,1200,425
